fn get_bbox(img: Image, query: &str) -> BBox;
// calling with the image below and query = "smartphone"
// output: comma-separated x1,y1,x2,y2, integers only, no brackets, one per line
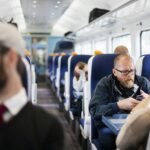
136,95,144,101
132,86,141,99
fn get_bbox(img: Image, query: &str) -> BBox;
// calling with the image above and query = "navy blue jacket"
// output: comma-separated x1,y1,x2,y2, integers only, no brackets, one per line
89,74,150,128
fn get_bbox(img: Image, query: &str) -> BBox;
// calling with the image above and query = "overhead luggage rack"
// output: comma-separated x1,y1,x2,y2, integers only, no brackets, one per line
67,0,150,39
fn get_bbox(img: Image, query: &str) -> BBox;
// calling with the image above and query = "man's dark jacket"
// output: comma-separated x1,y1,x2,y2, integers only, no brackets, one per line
0,102,64,150
89,74,150,128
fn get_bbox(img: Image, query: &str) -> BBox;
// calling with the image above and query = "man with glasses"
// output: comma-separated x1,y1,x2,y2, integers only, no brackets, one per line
89,54,150,150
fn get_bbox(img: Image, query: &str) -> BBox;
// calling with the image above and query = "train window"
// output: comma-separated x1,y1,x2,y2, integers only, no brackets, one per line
112,34,131,53
145,0,150,8
75,41,92,54
93,39,106,53
80,41,92,54
75,43,82,54
82,41,92,55
140,30,150,55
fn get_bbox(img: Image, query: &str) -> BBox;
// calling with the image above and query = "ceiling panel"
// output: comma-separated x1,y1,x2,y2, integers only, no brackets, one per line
51,0,130,36
20,0,73,33
0,0,132,35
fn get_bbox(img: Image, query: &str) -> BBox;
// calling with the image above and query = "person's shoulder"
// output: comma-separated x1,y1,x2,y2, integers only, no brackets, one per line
96,74,113,88
136,75,149,83
26,102,61,126
98,74,113,83
25,103,64,148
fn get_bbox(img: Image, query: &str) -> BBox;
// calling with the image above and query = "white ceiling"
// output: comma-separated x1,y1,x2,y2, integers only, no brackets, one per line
0,0,131,35
20,0,73,33
51,0,129,36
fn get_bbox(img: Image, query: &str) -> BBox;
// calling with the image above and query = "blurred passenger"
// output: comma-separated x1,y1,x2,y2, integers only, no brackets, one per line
116,104,150,150
71,51,78,56
94,50,103,55
25,49,31,57
0,23,64,150
73,62,88,116
89,54,150,150
73,62,88,99
60,52,66,56
114,45,129,54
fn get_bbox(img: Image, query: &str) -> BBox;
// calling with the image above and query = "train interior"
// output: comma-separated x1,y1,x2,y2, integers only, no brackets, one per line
1,0,150,149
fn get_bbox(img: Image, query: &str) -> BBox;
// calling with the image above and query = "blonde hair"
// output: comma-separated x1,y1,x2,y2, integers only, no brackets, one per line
94,50,103,55
72,52,77,56
114,45,129,54
25,50,31,56
114,54,133,68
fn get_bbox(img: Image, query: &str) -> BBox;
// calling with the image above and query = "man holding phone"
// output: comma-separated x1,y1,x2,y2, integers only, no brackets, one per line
89,54,150,150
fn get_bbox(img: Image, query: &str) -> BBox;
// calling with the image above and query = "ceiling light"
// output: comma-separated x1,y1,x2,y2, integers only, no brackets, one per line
33,1,37,4
51,12,55,15
55,5,58,8
33,5,36,8
57,1,61,4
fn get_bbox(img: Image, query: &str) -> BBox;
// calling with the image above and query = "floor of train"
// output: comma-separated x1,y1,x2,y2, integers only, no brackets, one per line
37,83,82,150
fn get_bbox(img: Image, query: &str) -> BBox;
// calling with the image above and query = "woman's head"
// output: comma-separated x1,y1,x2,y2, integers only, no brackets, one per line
74,62,87,80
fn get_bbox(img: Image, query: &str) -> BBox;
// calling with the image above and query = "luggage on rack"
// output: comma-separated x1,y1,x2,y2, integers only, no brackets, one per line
89,8,109,23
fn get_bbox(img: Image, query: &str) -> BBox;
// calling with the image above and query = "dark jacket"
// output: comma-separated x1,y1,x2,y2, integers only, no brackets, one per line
89,74,150,128
0,102,64,150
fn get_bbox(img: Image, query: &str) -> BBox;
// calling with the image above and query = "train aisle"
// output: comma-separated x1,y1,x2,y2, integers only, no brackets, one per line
37,83,82,150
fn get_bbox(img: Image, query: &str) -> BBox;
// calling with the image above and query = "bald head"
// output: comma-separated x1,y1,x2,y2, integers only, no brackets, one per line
114,54,133,68
114,45,129,55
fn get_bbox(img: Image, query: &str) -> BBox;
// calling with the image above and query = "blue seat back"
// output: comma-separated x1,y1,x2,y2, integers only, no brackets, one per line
48,56,53,74
90,54,117,142
141,54,150,80
52,56,59,80
90,54,117,97
60,55,70,84
21,58,31,100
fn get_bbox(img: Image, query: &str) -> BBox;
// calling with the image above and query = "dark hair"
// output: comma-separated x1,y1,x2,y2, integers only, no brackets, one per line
8,18,18,29
10,22,18,28
0,44,10,55
74,62,87,80
76,62,86,70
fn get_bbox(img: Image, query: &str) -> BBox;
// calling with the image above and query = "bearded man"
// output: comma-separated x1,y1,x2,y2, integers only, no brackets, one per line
89,54,150,150
0,23,64,150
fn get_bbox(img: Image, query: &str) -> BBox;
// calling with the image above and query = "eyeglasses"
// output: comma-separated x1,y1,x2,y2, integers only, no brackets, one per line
115,68,136,76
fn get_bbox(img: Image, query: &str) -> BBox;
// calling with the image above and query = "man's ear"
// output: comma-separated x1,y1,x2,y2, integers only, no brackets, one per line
6,49,18,68
113,68,117,77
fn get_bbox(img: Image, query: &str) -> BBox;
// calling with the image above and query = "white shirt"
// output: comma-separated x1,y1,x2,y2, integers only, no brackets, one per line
1,88,28,122
73,71,86,97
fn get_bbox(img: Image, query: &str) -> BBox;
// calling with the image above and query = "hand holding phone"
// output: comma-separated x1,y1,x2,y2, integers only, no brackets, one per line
136,95,144,101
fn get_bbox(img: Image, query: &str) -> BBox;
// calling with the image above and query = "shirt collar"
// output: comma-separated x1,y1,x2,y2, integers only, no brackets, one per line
3,88,28,116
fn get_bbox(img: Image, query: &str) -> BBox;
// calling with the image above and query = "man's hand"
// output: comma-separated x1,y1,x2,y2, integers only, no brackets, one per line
140,90,149,99
117,97,140,110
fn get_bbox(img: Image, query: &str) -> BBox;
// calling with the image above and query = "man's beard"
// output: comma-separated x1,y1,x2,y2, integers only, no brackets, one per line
120,79,134,89
0,59,7,91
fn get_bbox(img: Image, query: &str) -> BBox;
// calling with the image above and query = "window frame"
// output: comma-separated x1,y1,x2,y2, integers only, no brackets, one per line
111,34,131,53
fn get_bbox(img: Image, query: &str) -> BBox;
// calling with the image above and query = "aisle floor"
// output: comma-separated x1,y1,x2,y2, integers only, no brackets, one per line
37,83,82,150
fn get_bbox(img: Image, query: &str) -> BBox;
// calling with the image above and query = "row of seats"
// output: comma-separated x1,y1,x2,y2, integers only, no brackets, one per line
47,53,150,150
22,56,37,103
